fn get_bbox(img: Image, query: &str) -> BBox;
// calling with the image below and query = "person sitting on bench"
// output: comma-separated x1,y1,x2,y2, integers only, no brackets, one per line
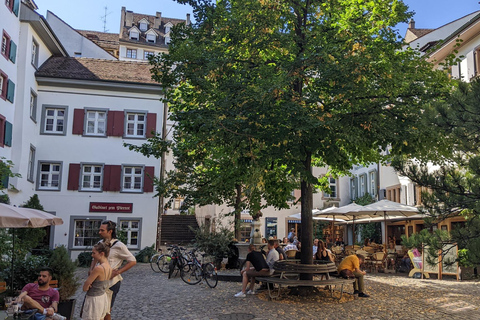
338,254,370,298
234,244,270,298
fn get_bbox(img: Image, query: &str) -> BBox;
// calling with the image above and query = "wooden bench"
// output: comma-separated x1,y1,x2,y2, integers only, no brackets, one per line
257,260,355,300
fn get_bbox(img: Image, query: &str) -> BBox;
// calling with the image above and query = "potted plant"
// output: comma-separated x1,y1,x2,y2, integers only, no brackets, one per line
193,222,234,269
49,246,80,320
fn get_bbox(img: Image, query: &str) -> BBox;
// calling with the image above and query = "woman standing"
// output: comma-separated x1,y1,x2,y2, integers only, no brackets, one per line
82,242,112,320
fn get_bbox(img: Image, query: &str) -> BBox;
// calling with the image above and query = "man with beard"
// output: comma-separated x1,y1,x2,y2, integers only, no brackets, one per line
15,267,65,319
91,220,136,320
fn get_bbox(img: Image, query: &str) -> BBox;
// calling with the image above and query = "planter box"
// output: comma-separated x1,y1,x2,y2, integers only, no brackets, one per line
58,299,76,320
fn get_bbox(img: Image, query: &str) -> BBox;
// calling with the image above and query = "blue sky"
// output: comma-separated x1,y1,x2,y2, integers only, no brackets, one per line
34,0,479,36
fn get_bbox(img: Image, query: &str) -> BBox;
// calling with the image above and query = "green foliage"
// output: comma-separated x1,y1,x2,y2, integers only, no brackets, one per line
0,254,49,291
393,80,480,265
21,194,44,210
0,157,21,193
313,221,330,240
48,246,80,300
148,0,452,260
193,222,235,261
356,223,382,244
77,252,93,268
354,194,375,206
135,245,157,263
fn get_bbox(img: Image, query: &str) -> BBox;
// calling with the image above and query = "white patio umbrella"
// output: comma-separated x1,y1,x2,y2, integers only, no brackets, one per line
288,211,345,222
351,199,420,251
0,203,64,291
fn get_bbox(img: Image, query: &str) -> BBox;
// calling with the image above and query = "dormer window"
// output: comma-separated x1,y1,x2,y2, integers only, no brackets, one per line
146,33,156,44
129,30,139,40
165,36,171,45
139,22,148,32
164,22,173,34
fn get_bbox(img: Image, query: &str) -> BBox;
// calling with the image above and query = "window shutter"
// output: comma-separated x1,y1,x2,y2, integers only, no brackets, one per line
1,175,8,189
6,80,14,103
9,41,16,63
144,166,155,192
72,109,84,135
13,0,19,16
146,113,157,138
4,121,12,147
67,163,80,191
106,111,124,137
103,165,121,191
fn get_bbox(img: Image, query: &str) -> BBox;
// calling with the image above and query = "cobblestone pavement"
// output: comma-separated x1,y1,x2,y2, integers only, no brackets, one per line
72,264,480,320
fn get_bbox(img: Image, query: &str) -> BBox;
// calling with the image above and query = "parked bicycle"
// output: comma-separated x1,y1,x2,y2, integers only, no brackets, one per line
180,248,218,288
168,245,190,278
150,247,172,273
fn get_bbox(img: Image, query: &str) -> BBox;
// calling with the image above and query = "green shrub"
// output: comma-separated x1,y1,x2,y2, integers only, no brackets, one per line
0,255,49,291
193,222,234,262
48,246,80,300
77,251,93,268
135,245,156,262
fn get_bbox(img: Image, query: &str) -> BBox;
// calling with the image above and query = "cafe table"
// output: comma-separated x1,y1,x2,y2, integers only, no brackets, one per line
1,309,37,320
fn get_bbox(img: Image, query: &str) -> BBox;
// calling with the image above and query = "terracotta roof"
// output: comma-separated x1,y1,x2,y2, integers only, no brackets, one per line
36,57,157,85
77,30,119,51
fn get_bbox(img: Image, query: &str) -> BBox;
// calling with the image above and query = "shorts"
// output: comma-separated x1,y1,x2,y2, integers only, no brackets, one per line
108,281,122,309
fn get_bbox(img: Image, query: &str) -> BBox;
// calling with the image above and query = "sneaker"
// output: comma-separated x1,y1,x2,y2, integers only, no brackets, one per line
52,314,67,320
234,291,246,298
353,290,359,295
358,292,370,298
246,290,257,295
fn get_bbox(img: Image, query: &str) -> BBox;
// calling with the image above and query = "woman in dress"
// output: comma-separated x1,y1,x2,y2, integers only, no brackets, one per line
82,242,112,320
315,240,334,262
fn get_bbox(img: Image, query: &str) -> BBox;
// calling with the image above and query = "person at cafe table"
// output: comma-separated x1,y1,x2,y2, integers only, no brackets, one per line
338,254,370,298
14,267,66,319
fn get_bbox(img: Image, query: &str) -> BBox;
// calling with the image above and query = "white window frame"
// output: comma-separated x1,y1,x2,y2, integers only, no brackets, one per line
164,23,172,34
85,109,107,136
124,111,146,138
146,33,156,43
165,36,171,44
369,170,377,196
129,30,139,40
350,177,357,200
30,89,37,122
359,174,366,197
80,163,104,191
71,218,104,249
144,51,153,60
324,177,337,198
37,161,62,191
139,22,148,32
121,165,144,192
27,145,35,182
126,48,137,59
31,38,39,67
40,105,67,135
118,219,141,249
1,32,8,57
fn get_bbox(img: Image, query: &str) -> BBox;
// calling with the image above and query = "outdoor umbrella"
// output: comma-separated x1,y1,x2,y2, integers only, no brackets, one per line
288,211,346,222
351,199,419,251
0,203,64,292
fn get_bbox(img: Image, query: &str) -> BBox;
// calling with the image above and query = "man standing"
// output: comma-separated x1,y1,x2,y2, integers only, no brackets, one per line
16,267,65,319
91,220,137,320
287,228,295,242
338,254,369,298
234,244,269,297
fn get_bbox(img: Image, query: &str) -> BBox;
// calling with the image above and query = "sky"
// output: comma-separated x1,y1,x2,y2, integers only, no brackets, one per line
33,0,480,37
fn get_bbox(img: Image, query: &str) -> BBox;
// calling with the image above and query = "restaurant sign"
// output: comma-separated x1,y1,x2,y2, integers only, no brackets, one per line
89,202,133,213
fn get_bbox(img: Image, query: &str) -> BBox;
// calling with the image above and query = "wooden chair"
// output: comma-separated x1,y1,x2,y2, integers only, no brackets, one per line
0,281,6,293
363,246,375,254
285,250,298,259
371,252,386,273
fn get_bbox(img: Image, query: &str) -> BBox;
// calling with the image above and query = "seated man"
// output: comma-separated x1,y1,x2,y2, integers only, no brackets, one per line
15,267,65,320
338,254,370,298
284,237,298,251
265,240,279,274
234,244,270,298
274,240,286,260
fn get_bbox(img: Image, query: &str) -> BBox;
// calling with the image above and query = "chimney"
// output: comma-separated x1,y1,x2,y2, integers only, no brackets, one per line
155,12,162,29
120,7,126,33
125,10,134,27
408,19,415,29
186,13,191,26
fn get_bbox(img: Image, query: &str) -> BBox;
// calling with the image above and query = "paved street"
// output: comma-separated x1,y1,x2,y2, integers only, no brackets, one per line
72,264,480,320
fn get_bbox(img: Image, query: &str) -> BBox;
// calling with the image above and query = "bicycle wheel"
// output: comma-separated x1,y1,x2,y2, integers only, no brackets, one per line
150,253,163,273
204,263,218,288
158,254,171,273
181,264,202,285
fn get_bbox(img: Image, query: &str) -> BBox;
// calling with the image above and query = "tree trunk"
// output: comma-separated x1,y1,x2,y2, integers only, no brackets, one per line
300,152,313,281
234,184,242,240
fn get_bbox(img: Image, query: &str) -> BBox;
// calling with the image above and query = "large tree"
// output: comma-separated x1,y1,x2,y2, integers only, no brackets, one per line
149,0,451,271
393,80,480,266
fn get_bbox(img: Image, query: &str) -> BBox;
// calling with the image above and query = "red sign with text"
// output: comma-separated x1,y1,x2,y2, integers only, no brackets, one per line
89,202,133,213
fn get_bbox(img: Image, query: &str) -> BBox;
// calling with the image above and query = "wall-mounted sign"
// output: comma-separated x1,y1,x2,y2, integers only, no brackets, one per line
89,202,133,213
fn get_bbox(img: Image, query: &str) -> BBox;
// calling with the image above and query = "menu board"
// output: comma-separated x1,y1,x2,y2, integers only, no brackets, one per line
441,243,459,275
422,246,439,274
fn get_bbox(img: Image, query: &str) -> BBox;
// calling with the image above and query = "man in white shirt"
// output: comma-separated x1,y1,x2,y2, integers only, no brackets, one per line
91,220,136,320
265,240,279,274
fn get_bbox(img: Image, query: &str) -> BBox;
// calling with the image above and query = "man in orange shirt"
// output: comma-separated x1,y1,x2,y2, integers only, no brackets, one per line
338,254,369,298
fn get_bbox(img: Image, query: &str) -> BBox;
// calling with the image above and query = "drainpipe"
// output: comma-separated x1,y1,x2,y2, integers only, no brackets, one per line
156,102,168,250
